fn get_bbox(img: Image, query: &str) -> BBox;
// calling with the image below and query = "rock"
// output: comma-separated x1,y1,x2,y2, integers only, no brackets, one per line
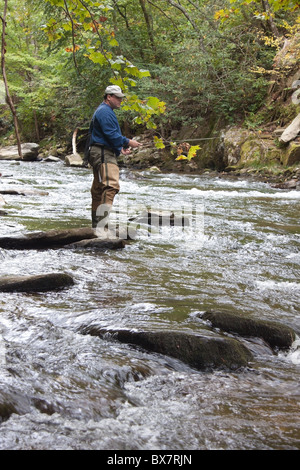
43,156,61,162
279,113,300,144
282,142,300,166
271,179,298,189
0,273,74,292
0,227,128,250
222,127,251,166
66,237,125,250
81,326,253,371
0,227,98,250
0,387,32,422
202,311,296,350
0,143,39,161
0,189,48,196
65,153,83,167
148,166,161,173
240,137,282,166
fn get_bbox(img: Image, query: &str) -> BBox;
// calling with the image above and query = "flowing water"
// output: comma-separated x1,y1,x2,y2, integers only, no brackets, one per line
0,159,299,450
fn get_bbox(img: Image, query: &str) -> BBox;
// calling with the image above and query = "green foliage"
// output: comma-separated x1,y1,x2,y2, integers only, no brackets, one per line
1,0,300,148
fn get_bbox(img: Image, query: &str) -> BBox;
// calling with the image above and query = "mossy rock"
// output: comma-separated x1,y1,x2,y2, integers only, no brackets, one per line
202,311,296,350
81,326,253,371
282,142,300,166
0,273,74,292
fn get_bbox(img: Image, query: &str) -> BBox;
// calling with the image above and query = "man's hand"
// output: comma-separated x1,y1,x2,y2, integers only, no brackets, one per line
128,139,142,149
122,139,142,155
121,147,132,155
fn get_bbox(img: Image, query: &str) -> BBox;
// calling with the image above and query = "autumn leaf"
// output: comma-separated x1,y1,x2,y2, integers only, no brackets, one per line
65,45,80,52
175,155,188,160
154,136,165,149
187,145,200,160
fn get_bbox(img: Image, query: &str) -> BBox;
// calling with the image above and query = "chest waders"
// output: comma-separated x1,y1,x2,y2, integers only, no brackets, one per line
90,145,120,232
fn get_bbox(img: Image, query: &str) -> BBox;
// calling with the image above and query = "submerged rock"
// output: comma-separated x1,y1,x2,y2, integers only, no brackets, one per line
66,237,126,250
0,388,32,423
0,189,49,196
202,311,296,350
81,326,253,371
0,273,74,292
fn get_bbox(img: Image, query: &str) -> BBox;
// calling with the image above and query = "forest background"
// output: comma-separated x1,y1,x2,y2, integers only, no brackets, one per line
0,0,300,167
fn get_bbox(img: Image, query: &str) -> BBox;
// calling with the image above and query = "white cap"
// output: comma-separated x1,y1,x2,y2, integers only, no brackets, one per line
104,85,125,97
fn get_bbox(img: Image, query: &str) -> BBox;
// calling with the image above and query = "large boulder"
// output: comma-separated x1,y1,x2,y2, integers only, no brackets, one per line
0,143,39,161
202,311,297,350
80,326,253,371
222,127,252,167
282,142,300,166
0,273,74,292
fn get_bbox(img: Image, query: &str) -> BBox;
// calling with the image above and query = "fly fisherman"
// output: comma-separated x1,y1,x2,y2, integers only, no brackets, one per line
88,85,142,232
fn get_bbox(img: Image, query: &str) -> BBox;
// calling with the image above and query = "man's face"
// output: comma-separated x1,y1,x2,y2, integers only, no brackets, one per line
107,94,123,109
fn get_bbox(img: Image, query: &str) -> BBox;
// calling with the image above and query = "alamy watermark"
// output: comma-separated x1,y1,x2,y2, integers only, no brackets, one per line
95,196,205,249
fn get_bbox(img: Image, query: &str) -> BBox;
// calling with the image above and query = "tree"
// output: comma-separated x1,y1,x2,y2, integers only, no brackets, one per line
1,0,22,156
42,0,166,131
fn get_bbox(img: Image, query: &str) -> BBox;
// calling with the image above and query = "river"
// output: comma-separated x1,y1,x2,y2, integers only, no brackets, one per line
0,159,299,450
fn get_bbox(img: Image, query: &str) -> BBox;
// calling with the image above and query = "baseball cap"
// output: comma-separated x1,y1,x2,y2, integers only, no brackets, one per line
104,85,125,97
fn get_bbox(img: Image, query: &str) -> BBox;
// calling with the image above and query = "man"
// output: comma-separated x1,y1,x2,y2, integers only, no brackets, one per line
88,85,141,231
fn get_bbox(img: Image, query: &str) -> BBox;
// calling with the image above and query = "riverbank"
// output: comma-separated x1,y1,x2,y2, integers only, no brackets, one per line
0,131,300,190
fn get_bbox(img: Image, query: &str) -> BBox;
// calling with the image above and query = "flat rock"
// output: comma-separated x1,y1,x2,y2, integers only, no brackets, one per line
0,273,74,292
0,227,97,250
80,326,253,371
0,143,39,161
202,311,296,350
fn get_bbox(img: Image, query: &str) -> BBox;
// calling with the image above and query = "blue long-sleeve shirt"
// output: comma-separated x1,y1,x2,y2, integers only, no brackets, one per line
90,102,129,156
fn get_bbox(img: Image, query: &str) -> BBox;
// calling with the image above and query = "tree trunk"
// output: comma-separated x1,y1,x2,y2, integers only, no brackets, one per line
1,0,22,158
72,127,81,157
138,0,156,58
33,109,40,142
261,0,280,38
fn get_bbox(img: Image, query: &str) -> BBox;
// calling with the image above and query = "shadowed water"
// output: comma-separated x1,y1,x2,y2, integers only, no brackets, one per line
0,160,299,450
